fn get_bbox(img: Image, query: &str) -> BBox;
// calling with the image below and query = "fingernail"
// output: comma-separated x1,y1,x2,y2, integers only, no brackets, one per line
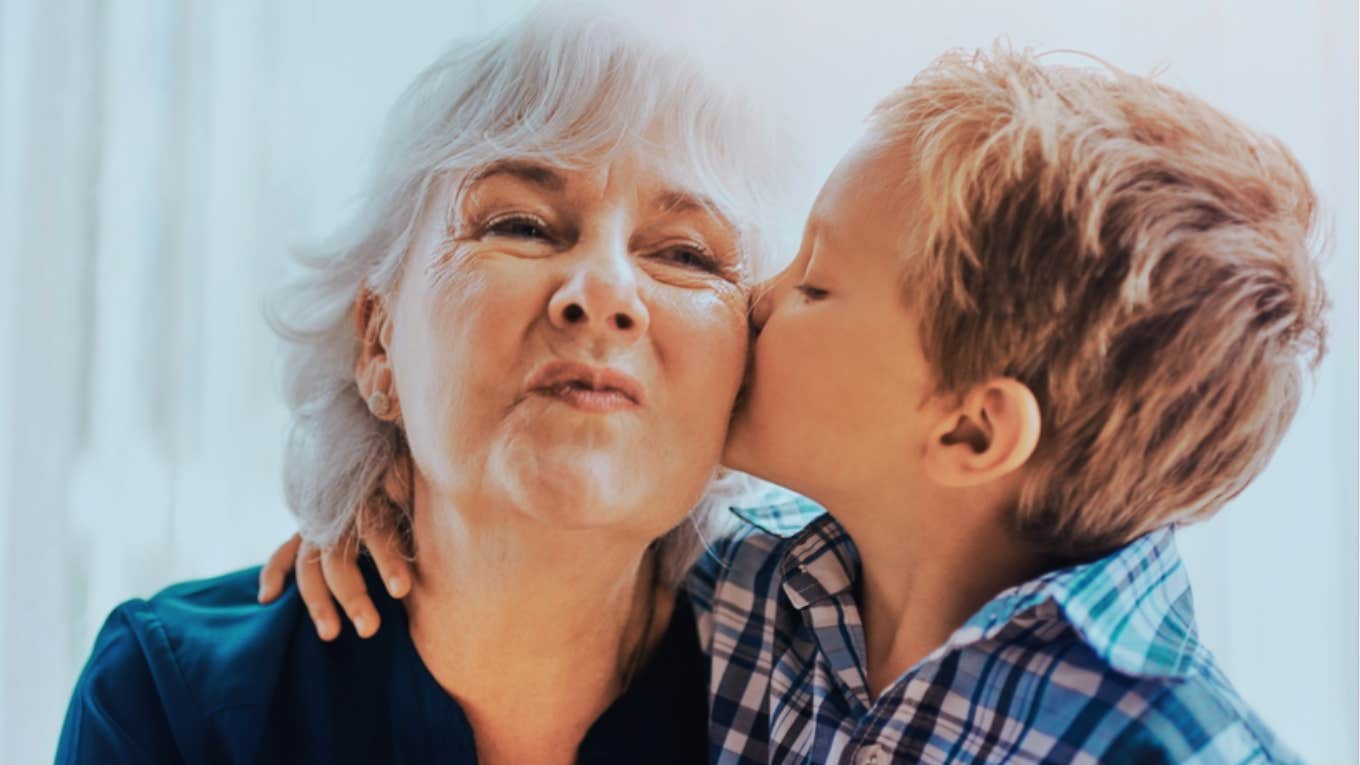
354,615,372,637
387,577,404,597
315,617,332,639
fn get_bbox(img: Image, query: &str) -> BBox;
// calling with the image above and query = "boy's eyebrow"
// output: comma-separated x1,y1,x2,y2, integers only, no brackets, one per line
466,160,567,192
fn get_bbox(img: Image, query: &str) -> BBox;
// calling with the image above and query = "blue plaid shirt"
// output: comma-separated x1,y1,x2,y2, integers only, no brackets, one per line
687,496,1300,764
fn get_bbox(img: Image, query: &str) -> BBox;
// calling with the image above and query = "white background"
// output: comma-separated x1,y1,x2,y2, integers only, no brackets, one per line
1,0,1355,762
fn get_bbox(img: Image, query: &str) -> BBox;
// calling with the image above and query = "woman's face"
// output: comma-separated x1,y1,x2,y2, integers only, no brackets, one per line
383,150,749,538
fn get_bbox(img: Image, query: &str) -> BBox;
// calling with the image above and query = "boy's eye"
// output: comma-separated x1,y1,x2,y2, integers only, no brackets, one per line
796,283,829,300
486,215,550,240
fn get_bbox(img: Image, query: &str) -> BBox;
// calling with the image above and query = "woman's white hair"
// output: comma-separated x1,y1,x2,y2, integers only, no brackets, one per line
267,5,789,587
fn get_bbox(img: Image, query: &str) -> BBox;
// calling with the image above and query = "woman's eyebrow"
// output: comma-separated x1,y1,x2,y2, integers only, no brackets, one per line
653,188,733,230
467,160,567,192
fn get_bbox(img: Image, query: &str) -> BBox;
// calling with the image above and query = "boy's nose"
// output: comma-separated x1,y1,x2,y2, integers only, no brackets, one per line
748,277,778,335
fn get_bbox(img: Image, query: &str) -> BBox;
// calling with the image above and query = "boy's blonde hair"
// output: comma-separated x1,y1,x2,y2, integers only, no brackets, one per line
869,45,1328,557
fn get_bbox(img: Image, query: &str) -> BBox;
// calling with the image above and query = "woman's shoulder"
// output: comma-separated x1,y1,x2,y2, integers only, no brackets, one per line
151,564,264,609
57,567,306,763
134,566,306,702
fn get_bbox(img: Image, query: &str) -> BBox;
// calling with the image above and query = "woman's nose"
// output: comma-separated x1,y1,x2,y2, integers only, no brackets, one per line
548,250,650,345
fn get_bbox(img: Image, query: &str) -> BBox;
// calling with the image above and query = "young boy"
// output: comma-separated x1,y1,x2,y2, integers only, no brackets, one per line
265,46,1323,763
697,46,1323,763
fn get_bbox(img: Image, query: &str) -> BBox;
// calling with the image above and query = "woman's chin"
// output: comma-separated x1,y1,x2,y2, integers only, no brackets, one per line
488,450,657,530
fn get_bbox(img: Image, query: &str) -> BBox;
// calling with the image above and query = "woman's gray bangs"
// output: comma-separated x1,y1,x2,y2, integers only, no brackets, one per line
394,11,785,282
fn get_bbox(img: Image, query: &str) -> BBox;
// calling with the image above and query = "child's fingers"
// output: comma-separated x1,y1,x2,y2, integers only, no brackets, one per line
364,522,413,599
295,542,341,641
321,543,381,639
258,534,303,603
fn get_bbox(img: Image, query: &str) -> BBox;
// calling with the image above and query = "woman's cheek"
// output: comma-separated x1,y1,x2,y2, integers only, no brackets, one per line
710,283,753,389
410,258,523,426
659,285,749,409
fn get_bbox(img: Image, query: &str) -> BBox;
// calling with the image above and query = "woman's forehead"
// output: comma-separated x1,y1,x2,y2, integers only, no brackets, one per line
457,153,737,226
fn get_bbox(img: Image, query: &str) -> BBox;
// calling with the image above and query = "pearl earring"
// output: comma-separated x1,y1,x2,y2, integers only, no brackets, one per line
367,391,391,418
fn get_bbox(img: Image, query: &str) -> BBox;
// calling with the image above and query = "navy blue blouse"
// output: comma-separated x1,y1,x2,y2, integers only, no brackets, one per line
56,560,708,764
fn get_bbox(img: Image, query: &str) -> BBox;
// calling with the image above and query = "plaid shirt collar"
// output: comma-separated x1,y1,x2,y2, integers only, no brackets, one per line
733,506,1201,681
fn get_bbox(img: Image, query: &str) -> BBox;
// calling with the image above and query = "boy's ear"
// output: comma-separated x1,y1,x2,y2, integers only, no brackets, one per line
923,378,1040,488
353,288,401,422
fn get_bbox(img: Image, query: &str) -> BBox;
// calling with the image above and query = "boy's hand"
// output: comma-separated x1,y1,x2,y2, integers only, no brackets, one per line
258,443,415,640
256,522,412,641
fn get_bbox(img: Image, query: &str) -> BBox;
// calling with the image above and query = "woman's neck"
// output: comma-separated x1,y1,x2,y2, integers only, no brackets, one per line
402,478,672,765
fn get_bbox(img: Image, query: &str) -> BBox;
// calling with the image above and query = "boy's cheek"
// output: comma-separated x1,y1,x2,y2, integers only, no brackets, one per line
748,337,831,437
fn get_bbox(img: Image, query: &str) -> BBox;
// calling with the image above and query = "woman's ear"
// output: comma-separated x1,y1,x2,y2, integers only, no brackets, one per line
353,288,401,422
923,378,1040,488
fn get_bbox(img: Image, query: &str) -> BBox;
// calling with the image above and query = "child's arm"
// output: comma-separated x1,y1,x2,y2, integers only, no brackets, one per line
259,448,415,640
256,525,412,641
252,519,405,639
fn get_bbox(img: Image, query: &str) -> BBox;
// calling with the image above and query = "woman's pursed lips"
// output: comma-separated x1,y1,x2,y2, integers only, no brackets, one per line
525,359,644,412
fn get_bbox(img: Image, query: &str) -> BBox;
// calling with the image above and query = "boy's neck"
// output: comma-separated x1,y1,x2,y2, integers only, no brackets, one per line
834,488,1053,700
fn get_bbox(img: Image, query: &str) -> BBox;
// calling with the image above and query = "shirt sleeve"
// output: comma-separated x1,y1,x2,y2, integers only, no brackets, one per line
55,602,195,764
1091,676,1303,765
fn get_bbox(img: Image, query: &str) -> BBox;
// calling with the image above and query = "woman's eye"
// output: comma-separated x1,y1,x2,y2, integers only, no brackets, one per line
796,283,829,300
656,245,719,273
486,216,550,240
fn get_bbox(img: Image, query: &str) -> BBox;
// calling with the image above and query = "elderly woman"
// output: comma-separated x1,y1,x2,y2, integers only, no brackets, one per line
56,10,786,764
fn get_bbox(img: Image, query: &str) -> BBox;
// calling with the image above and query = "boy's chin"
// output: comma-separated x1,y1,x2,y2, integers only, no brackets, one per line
721,424,765,482
722,425,819,502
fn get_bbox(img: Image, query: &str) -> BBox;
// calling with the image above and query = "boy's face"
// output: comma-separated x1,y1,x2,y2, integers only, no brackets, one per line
725,136,938,504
